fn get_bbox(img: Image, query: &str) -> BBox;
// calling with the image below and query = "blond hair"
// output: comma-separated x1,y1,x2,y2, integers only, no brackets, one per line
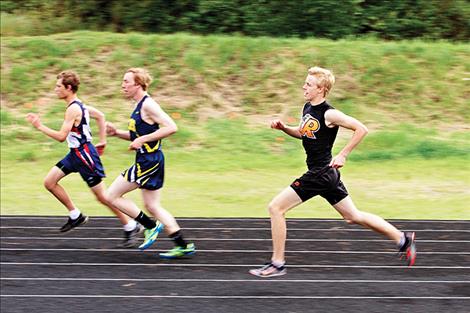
308,66,335,97
126,68,152,91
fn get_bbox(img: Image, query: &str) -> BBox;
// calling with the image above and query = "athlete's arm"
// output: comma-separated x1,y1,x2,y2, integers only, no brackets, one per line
270,119,302,139
87,105,106,155
106,122,131,141
325,109,368,168
26,105,80,142
128,100,177,150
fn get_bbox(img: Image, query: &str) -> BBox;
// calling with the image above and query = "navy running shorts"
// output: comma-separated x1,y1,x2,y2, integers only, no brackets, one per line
122,151,165,190
56,142,105,188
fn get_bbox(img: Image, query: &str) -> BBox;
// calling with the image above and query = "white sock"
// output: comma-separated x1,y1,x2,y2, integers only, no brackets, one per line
123,220,137,232
271,260,285,268
69,209,81,220
397,232,406,248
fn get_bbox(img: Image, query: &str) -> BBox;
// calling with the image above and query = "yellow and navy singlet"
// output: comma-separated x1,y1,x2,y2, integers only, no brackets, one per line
122,95,165,190
128,95,161,154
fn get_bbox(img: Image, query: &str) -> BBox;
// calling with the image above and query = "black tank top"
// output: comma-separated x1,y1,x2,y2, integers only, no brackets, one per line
299,101,338,169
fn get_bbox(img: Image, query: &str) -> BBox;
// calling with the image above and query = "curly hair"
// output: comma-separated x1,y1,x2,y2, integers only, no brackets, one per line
57,70,80,93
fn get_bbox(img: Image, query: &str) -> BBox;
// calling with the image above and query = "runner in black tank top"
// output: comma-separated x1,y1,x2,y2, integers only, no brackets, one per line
250,66,416,278
300,101,338,169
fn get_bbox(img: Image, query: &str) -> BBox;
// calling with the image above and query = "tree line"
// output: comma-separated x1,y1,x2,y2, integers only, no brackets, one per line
2,0,469,40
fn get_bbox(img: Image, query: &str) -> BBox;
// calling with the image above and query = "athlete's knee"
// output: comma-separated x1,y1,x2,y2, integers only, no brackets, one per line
43,178,56,191
95,193,109,206
103,193,119,208
343,212,364,225
268,201,285,217
105,190,119,206
144,203,161,213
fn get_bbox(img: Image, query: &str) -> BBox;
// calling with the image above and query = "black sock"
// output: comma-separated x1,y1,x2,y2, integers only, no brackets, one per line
134,211,156,230
170,230,187,247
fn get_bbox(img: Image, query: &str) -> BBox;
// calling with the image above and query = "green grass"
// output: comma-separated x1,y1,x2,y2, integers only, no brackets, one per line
1,118,469,219
1,31,469,127
1,31,469,219
1,149,469,219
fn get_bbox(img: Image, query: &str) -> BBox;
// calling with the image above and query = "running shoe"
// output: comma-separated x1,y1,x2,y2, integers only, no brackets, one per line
159,243,196,259
398,231,417,267
59,214,89,232
138,221,164,250
122,224,144,248
249,262,286,278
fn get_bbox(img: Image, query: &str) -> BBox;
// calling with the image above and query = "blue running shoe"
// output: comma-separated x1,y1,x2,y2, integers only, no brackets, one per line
138,221,164,250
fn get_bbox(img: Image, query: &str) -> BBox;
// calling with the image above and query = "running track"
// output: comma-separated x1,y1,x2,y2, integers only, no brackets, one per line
1,217,469,313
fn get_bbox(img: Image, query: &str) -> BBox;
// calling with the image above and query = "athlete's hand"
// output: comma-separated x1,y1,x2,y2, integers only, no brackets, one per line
329,154,346,169
270,119,286,130
95,142,106,156
26,113,41,129
106,122,117,136
129,138,144,150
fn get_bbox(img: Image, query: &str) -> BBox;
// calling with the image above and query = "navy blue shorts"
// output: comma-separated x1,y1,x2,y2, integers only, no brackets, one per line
290,166,349,205
56,142,105,188
122,151,164,190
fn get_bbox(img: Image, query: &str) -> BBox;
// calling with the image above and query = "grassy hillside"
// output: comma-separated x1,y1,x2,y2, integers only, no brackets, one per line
2,31,470,124
1,31,469,218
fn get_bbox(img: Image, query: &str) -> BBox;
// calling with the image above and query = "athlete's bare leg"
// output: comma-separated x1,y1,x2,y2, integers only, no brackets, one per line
43,166,75,211
141,188,180,234
90,182,132,225
333,196,402,243
268,187,303,263
106,175,141,218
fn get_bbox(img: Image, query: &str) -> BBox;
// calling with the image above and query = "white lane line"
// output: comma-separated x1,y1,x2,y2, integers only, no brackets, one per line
1,236,469,243
1,295,469,299
2,277,469,283
1,248,468,255
2,262,469,269
1,217,469,223
2,226,469,232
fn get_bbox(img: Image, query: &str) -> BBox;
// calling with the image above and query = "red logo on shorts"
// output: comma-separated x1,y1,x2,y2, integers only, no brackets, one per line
294,181,300,187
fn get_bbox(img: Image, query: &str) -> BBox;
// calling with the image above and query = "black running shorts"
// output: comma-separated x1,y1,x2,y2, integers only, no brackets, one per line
290,166,349,205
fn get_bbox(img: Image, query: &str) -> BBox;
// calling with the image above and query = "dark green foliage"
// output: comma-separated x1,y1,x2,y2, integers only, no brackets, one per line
242,0,357,38
356,0,470,41
1,0,468,40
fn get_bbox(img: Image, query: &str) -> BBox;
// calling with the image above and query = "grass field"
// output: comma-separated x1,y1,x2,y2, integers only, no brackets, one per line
1,31,469,219
1,128,469,219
